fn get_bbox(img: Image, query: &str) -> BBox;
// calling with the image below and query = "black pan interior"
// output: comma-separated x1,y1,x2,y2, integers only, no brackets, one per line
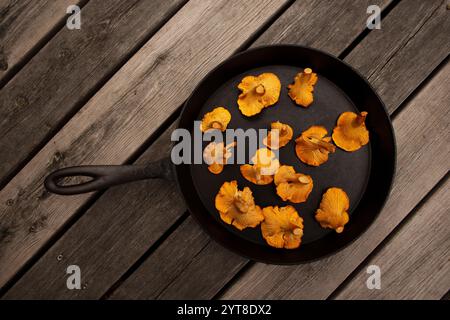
176,45,395,264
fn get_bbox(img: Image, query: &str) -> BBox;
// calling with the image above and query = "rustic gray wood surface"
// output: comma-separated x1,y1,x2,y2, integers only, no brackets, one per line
0,0,186,187
0,0,448,299
335,178,449,300
0,0,84,85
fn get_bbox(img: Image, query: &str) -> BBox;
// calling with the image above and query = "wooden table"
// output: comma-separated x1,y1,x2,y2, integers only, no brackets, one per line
0,0,448,300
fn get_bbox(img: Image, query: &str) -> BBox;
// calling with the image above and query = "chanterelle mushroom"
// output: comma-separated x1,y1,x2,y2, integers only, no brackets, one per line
332,111,369,152
263,121,293,150
200,106,231,132
315,187,349,233
203,141,236,174
237,73,281,116
295,125,336,166
274,165,313,203
240,148,280,185
288,68,318,107
215,181,264,231
261,205,304,249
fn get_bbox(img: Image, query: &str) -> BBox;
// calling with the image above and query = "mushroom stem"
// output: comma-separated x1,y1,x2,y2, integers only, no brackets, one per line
298,175,310,184
304,68,313,74
306,136,336,153
255,84,265,95
354,111,368,125
233,191,249,213
293,228,303,236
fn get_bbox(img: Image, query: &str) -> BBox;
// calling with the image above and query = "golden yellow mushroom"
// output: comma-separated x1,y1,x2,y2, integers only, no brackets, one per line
203,141,236,174
263,121,293,150
295,125,336,166
315,187,350,233
288,68,318,107
215,181,264,231
237,73,281,116
274,165,313,203
261,206,304,249
200,106,231,132
240,148,280,185
332,111,369,152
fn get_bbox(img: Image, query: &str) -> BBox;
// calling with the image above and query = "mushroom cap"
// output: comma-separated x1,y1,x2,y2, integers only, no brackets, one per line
237,73,281,116
274,165,313,203
261,206,304,249
240,148,280,185
200,106,231,132
215,181,264,230
288,68,318,107
240,164,274,185
315,187,350,233
332,111,369,151
263,121,294,150
295,125,335,166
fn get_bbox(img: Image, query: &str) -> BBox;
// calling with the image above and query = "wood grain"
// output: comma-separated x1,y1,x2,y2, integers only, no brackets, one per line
251,0,391,51
335,178,450,300
0,0,187,187
345,0,449,113
0,0,289,291
222,62,450,299
0,0,82,84
2,0,388,299
111,217,247,300
3,123,188,299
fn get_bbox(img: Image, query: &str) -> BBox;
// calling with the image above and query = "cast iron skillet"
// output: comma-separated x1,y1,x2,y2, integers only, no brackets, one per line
45,45,396,264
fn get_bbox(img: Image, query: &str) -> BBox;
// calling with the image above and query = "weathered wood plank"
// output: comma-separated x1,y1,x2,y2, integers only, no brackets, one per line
252,0,392,51
0,0,82,84
345,0,449,113
3,123,188,299
0,0,289,291
0,0,187,187
222,62,450,299
111,217,247,300
335,178,450,300
111,0,450,299
2,0,389,299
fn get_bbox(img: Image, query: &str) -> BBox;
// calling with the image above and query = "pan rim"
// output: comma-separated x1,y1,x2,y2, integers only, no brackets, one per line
173,44,396,264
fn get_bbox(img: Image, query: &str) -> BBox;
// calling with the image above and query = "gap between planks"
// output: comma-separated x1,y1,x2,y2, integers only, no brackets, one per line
0,0,189,190
0,0,89,88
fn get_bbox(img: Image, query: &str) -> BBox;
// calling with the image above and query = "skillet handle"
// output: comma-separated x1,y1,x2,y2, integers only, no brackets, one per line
44,158,173,195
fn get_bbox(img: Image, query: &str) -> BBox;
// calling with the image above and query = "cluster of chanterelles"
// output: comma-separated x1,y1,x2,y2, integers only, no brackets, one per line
201,69,371,248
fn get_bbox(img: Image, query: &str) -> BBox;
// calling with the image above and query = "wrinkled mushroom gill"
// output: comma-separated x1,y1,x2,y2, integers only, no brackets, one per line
200,106,231,132
237,73,281,117
288,68,318,107
263,121,293,149
261,206,304,249
332,111,369,152
215,181,264,231
295,126,336,166
315,187,350,233
274,165,313,203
